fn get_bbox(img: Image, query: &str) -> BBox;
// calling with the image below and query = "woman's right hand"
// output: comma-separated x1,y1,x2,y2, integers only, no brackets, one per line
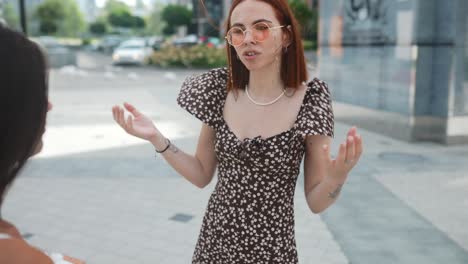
63,255,86,264
112,102,158,141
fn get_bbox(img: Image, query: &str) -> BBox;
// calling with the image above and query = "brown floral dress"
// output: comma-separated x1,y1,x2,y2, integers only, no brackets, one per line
177,67,334,264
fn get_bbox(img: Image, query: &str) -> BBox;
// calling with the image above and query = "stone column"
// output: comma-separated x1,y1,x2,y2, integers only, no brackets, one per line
318,0,468,144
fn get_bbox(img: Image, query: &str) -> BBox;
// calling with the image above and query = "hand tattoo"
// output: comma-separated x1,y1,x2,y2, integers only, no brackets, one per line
169,143,179,154
328,184,343,199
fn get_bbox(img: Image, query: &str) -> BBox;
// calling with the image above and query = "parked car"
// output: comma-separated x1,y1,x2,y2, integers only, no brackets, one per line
171,34,199,47
97,35,125,53
112,38,153,65
147,36,165,51
33,36,77,67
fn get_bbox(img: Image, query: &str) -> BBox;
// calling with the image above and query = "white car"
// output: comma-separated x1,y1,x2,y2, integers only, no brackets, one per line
112,39,153,65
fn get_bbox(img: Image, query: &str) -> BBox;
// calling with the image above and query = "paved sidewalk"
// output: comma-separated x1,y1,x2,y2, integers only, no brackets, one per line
2,66,468,264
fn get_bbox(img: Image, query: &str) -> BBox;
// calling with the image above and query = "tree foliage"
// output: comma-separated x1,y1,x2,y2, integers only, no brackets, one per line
288,0,317,39
35,0,85,36
89,20,108,35
59,0,86,37
105,0,145,29
36,0,66,35
1,3,20,29
161,4,192,35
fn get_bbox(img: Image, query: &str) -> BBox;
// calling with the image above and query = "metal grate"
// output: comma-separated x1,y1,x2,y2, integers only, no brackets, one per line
169,213,194,223
22,233,34,239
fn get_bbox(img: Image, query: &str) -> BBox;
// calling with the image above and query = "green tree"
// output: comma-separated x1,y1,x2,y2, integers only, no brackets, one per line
89,20,108,35
59,0,86,37
39,20,58,34
1,3,20,30
104,0,131,15
161,4,192,36
35,0,66,35
146,3,165,35
133,16,145,29
108,11,145,29
104,0,145,30
288,0,318,43
35,0,85,37
108,10,133,28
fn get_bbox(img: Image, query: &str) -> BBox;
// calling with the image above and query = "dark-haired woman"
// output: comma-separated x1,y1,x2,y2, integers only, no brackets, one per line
113,0,363,263
0,26,84,264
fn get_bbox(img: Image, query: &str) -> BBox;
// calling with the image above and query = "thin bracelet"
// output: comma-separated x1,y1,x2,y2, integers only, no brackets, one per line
155,138,171,154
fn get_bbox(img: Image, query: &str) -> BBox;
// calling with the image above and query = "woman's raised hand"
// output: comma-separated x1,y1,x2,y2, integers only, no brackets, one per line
322,126,363,183
112,102,158,141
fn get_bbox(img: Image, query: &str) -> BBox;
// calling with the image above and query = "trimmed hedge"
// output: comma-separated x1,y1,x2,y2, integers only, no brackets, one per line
150,45,227,68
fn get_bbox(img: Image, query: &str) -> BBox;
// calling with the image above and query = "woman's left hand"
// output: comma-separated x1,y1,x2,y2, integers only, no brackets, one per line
323,126,363,183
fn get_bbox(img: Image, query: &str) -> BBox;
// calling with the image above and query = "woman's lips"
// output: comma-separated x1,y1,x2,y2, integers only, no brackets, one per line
243,52,260,60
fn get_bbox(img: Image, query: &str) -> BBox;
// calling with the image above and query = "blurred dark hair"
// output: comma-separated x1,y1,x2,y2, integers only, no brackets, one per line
0,26,48,209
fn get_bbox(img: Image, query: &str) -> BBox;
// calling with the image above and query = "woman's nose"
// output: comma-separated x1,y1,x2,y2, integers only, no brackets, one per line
47,101,53,112
243,30,256,44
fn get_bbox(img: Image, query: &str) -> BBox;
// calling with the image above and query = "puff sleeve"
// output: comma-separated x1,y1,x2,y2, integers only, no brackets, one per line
296,78,335,138
176,67,228,129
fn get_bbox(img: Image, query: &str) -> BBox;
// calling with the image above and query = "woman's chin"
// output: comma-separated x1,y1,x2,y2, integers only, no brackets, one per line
242,60,273,72
243,63,262,71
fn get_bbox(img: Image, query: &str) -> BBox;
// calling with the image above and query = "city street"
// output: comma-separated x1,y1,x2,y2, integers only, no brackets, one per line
3,51,468,264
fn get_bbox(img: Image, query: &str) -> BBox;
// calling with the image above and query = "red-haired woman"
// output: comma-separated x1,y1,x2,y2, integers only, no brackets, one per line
112,0,363,262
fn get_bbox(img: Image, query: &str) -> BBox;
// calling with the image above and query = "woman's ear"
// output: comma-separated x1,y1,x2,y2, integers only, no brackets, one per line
283,25,293,48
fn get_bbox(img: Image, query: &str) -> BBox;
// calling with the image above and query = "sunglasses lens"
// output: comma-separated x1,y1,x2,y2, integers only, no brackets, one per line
226,22,272,46
228,27,244,46
253,22,270,42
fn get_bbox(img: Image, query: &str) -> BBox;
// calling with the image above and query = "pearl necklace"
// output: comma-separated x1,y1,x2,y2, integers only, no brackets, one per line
245,85,285,106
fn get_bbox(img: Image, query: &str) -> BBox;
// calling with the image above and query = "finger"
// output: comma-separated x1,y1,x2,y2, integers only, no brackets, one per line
348,126,357,138
355,134,363,160
124,102,142,117
116,107,123,125
322,144,332,165
112,106,120,124
118,107,127,129
345,136,356,164
127,115,133,132
336,142,347,165
112,106,117,122
121,108,129,131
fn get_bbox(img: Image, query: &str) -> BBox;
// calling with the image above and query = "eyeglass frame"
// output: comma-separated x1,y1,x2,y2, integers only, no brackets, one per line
225,22,289,47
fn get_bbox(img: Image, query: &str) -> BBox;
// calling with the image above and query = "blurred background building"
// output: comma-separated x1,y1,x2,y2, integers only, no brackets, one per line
318,0,468,144
192,0,224,37
76,0,98,22
1,0,466,144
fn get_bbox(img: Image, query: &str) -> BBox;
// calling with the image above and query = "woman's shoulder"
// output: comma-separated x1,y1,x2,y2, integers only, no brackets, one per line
206,67,229,80
0,220,22,239
178,67,228,102
177,67,228,129
182,67,228,91
305,77,332,97
296,77,334,138
0,238,53,264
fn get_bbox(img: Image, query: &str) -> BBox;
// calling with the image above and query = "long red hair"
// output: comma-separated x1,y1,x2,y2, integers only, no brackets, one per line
225,0,308,92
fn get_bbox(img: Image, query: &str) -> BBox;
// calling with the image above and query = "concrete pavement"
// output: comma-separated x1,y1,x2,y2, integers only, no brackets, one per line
2,54,468,263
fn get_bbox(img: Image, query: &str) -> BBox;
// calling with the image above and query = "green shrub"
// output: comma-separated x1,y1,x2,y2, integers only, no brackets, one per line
150,45,227,68
302,39,317,51
81,38,92,46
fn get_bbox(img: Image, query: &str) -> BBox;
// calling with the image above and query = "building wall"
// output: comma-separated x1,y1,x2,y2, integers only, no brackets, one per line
318,0,468,144
77,0,97,22
193,0,225,37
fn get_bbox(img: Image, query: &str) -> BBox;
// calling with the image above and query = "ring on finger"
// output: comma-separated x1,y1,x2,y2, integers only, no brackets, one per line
344,159,354,164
